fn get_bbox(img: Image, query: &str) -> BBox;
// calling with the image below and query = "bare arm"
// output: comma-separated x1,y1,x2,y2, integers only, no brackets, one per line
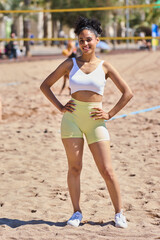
106,62,133,118
91,61,133,120
40,59,75,112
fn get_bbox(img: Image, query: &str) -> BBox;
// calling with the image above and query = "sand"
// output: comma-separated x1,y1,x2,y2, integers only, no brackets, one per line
0,50,160,240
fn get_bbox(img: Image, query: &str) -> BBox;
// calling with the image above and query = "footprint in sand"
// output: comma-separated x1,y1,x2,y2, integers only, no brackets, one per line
135,191,144,199
50,189,68,201
124,203,133,211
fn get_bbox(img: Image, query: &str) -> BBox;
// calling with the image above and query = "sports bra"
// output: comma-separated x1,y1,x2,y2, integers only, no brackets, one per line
69,58,106,95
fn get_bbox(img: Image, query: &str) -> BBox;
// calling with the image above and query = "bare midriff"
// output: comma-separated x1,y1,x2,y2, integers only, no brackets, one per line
71,90,102,102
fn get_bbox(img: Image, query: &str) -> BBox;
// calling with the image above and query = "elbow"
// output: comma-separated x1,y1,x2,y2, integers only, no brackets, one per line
123,89,133,101
40,78,52,92
40,82,47,93
40,82,43,91
127,90,134,101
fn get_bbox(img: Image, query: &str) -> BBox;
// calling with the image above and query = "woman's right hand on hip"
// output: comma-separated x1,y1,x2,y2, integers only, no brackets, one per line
61,99,76,113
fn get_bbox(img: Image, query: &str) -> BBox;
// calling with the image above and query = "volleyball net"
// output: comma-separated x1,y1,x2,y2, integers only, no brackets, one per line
0,3,160,43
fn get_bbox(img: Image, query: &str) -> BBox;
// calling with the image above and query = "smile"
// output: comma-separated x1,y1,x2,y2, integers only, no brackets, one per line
83,47,90,51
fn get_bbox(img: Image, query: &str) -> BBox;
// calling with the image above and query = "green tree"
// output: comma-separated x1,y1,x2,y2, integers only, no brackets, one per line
1,0,23,34
36,0,51,46
50,0,116,38
0,1,6,32
128,0,160,28
2,0,31,55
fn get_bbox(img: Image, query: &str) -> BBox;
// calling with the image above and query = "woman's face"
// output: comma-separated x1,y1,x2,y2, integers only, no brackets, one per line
78,29,99,55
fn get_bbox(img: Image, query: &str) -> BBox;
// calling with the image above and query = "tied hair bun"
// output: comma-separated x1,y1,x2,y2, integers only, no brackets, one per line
74,16,102,36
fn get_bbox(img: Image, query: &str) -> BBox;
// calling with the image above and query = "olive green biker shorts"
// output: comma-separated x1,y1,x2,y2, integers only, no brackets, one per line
61,98,110,145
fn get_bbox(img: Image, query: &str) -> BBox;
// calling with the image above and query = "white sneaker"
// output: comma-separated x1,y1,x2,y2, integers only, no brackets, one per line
67,211,83,227
115,210,127,228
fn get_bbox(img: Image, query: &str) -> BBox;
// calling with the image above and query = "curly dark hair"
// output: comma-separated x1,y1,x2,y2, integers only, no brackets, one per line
74,16,102,36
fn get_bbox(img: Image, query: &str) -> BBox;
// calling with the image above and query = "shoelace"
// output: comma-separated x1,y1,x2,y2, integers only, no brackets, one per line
116,213,125,221
71,212,81,220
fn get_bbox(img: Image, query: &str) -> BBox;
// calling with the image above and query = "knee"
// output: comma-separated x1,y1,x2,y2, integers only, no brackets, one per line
101,167,115,182
68,164,82,176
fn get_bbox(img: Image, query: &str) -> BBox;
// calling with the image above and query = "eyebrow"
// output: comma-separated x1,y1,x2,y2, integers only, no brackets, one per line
79,37,92,39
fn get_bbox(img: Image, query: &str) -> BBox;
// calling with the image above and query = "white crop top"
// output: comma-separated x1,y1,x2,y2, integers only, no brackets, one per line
69,58,106,95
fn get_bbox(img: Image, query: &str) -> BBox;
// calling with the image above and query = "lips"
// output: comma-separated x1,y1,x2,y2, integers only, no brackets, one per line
83,47,90,51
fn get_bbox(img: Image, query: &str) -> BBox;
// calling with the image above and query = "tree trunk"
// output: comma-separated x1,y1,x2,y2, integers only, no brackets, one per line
23,0,31,56
23,19,30,56
113,12,117,50
117,21,122,44
43,12,48,46
24,0,30,5
51,16,58,46
11,17,17,35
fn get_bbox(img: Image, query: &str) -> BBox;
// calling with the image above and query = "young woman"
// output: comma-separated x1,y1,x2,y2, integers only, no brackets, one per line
40,16,133,228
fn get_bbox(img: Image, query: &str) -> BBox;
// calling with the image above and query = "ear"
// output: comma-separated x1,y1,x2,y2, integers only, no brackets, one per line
96,37,100,44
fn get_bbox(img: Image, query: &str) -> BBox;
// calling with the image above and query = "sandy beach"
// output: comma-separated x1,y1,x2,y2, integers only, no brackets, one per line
0,50,160,240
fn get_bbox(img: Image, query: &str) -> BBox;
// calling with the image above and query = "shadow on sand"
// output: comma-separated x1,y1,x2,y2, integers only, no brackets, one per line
81,220,115,227
0,218,115,228
0,218,66,228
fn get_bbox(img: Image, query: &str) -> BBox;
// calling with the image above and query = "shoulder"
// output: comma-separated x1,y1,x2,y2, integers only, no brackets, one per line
101,60,121,79
58,58,74,72
102,60,113,70
102,60,118,75
61,57,73,67
101,60,112,74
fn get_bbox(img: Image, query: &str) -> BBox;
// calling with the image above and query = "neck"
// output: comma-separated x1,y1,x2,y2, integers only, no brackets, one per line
80,54,98,63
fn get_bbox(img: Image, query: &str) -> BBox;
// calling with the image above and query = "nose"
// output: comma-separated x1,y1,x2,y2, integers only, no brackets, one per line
84,40,88,45
82,40,88,46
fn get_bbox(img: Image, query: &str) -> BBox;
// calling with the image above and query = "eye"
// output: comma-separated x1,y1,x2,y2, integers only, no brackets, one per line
79,40,84,44
87,38,92,42
79,38,92,44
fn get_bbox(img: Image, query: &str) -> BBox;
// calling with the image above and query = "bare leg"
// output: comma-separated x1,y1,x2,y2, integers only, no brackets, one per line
89,141,122,213
62,138,84,213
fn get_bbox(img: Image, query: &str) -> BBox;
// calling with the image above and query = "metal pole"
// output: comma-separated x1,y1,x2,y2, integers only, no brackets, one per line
126,0,129,48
